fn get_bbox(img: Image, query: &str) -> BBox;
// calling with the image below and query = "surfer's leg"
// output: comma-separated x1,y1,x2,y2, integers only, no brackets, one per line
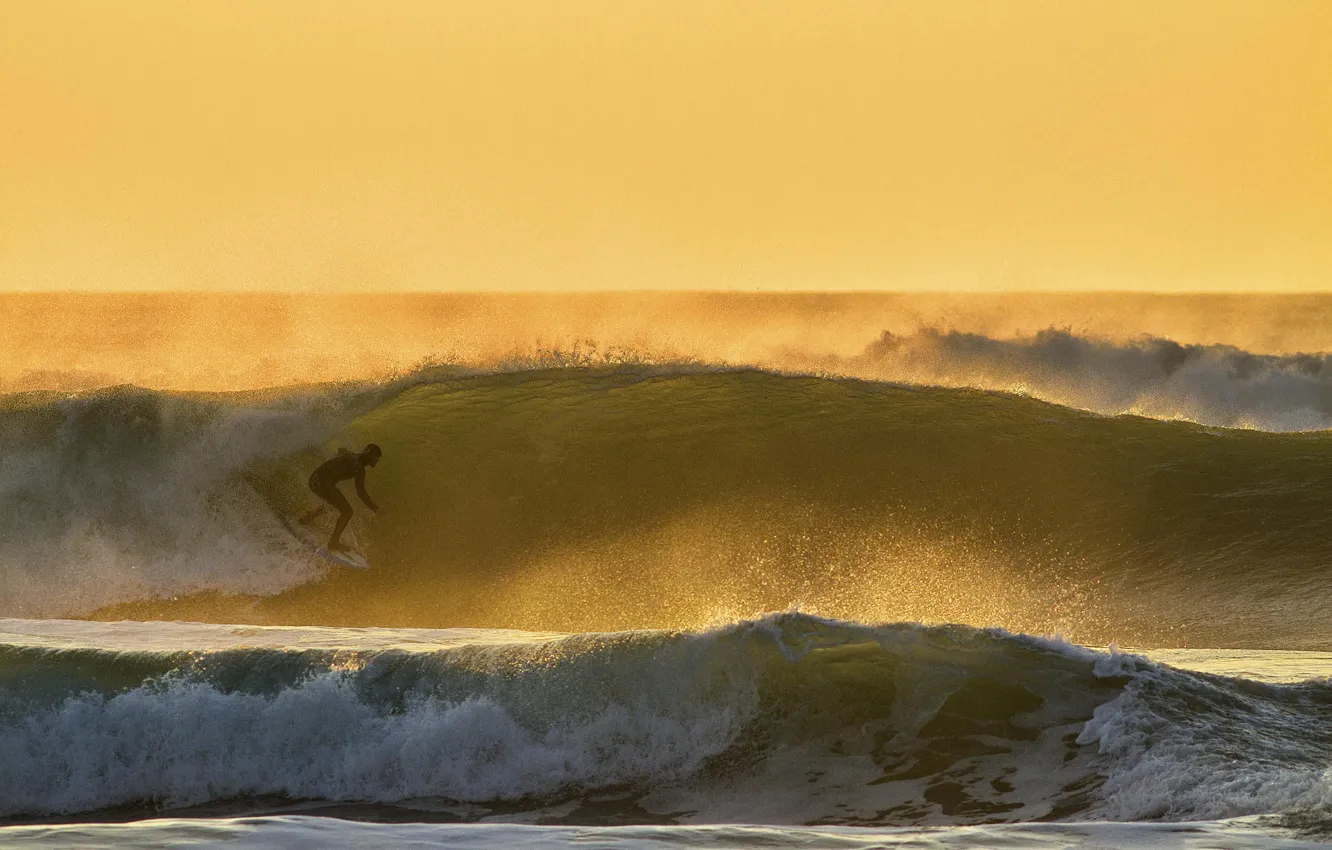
324,487,354,551
300,473,331,525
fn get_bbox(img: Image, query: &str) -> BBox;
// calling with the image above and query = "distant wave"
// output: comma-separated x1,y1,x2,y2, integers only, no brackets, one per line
3,615,1332,825
817,328,1332,432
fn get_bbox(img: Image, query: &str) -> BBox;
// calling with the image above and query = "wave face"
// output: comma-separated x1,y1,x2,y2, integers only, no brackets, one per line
3,615,1331,826
6,365,1332,647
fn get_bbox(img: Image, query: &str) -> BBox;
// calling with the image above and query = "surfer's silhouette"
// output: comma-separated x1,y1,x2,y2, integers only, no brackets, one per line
300,444,382,552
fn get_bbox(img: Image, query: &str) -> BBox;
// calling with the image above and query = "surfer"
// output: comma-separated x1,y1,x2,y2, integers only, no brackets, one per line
300,444,382,552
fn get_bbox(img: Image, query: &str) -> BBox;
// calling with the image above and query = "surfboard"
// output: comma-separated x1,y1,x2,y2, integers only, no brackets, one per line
313,541,370,570
282,518,371,569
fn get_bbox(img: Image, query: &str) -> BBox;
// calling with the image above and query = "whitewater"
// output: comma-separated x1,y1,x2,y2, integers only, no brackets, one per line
8,294,1332,847
4,617,1332,847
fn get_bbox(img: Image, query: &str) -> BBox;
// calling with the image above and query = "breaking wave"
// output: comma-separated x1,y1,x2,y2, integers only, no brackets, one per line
826,328,1332,432
4,351,1332,647
3,615,1332,825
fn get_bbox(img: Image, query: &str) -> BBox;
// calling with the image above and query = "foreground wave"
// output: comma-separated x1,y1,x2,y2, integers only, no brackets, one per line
3,614,1332,828
5,364,1332,646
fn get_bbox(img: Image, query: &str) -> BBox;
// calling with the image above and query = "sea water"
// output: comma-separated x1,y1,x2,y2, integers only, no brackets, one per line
3,618,1332,848
10,296,1332,847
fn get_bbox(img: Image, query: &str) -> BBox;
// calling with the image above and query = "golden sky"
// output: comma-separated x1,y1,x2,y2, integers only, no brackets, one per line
2,1,1329,292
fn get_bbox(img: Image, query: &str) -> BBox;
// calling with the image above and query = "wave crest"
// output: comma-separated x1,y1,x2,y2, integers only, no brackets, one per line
831,328,1332,431
4,615,1332,825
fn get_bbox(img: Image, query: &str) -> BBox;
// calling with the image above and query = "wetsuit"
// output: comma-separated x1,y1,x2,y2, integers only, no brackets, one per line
307,450,378,549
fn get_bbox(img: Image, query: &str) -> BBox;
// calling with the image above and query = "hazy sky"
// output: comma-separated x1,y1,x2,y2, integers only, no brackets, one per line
2,1,1329,292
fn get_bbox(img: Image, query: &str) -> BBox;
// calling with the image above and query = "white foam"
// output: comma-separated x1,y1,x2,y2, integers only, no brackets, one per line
0,393,334,617
0,619,777,819
1079,663,1332,821
840,328,1332,431
0,669,747,817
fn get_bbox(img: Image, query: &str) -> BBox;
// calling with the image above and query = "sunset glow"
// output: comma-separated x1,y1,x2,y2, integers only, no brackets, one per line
3,1,1329,292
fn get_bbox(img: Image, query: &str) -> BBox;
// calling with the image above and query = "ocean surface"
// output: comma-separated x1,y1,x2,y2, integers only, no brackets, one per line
4,619,1332,848
7,293,1332,847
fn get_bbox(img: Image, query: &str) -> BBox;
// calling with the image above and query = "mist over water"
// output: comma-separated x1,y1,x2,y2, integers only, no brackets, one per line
10,292,1332,431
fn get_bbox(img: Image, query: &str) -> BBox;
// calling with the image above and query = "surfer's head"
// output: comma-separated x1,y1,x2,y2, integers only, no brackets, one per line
361,444,382,467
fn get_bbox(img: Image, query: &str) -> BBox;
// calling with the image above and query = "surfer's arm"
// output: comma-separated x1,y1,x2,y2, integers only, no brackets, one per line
354,468,378,511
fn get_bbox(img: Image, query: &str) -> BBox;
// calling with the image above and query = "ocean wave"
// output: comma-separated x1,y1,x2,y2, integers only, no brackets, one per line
823,328,1332,432
2,615,1331,825
5,366,1332,647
